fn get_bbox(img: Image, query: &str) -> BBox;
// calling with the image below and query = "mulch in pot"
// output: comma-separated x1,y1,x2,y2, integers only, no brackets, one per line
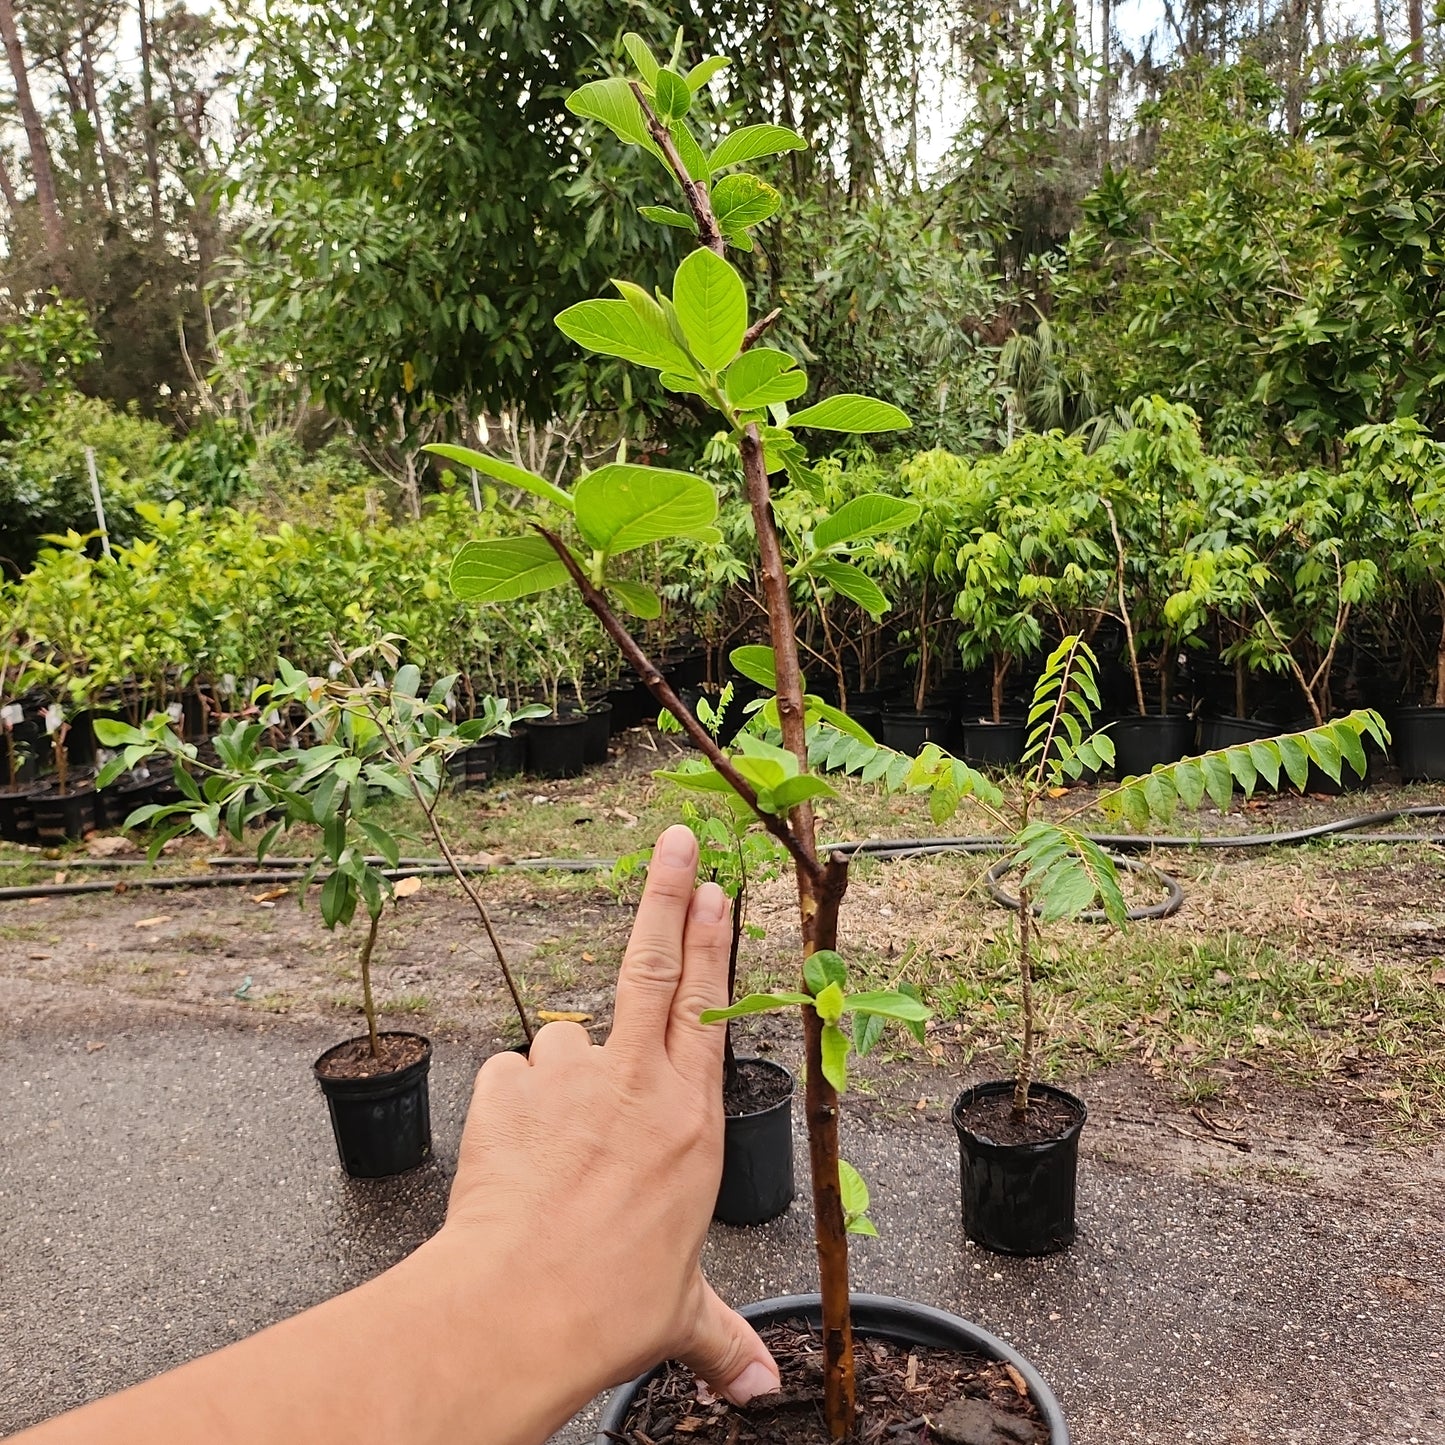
314,1033,428,1081
613,1319,1047,1445
723,1058,792,1116
954,1088,1084,1148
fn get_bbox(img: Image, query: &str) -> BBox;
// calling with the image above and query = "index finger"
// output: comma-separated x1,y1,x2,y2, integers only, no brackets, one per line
607,825,699,1064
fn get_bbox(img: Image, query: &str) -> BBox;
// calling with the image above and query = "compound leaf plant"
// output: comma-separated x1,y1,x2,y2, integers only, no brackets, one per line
431,36,1386,1442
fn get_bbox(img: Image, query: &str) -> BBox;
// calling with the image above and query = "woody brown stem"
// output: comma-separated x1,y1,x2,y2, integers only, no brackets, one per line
739,420,856,1440
741,307,783,352
630,81,723,255
534,527,822,886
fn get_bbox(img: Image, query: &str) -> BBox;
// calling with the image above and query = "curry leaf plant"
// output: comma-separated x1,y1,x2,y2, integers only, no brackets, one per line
432,35,917,1439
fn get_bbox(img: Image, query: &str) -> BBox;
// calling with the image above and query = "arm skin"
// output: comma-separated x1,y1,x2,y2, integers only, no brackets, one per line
17,824,780,1445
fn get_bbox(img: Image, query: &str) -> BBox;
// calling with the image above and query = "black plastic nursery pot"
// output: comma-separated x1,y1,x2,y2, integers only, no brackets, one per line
526,711,590,779
960,718,1028,769
313,1032,433,1179
607,680,652,733
953,1081,1086,1258
1196,714,1278,753
598,1293,1070,1445
715,1058,794,1227
880,708,949,753
1109,714,1194,778
463,738,499,786
1392,707,1445,782
29,785,96,845
493,726,529,778
0,783,46,845
582,703,613,765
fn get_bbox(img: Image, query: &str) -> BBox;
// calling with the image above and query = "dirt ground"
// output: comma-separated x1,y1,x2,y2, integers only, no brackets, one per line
4,733,1445,1442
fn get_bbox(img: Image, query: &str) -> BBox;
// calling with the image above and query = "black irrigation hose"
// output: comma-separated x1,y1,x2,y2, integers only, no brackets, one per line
1,806,1442,908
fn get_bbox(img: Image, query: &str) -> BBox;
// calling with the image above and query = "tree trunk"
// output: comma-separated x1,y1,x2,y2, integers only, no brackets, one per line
0,148,18,213
1407,0,1424,61
1100,0,1112,166
137,0,164,236
1285,0,1308,134
0,0,66,265
79,23,120,214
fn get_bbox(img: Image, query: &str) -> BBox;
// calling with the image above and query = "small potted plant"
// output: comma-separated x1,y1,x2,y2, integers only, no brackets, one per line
28,686,101,843
0,634,47,845
634,682,797,1226
96,646,542,1177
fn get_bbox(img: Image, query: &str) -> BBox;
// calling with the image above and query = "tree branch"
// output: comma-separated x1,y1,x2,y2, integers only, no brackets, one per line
534,526,824,885
741,307,783,352
630,81,723,255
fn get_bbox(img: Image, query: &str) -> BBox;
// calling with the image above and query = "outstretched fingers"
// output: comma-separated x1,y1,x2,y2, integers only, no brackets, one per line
666,880,732,1082
607,825,700,1066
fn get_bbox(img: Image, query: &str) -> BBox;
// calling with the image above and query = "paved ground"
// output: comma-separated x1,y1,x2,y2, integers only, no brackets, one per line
2,977,1442,1445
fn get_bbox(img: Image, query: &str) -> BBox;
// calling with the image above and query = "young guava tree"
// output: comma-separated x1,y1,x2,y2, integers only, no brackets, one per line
427,36,1388,1440
431,36,939,1437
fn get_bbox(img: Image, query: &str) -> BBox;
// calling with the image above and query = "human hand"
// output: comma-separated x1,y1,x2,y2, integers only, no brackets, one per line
440,823,782,1406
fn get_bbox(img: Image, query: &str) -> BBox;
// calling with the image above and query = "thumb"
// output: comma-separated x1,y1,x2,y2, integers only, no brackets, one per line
678,1280,781,1406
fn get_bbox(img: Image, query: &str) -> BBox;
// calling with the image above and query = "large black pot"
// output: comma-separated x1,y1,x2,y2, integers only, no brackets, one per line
29,785,96,844
582,703,613,765
313,1032,433,1179
606,681,652,733
598,1293,1069,1444
715,1059,794,1227
463,739,499,786
493,726,529,778
952,1081,1086,1257
1108,714,1193,778
0,782,46,845
1196,714,1278,753
526,712,590,779
1393,706,1445,781
880,708,948,754
960,717,1028,770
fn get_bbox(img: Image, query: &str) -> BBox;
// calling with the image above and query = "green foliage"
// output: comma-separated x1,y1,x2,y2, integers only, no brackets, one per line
1258,52,1445,446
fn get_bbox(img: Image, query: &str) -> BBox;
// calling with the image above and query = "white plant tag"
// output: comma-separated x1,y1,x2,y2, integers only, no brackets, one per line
44,705,63,734
327,660,343,678
219,674,236,698
0,703,21,728
167,702,184,723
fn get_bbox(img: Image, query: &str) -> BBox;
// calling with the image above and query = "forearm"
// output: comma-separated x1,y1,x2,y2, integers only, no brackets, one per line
17,1228,604,1445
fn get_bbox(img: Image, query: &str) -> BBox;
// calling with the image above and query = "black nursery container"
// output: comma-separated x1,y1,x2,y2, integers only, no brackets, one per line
493,726,529,778
582,703,613,765
1393,707,1445,781
526,711,590,779
952,1080,1087,1257
960,718,1028,769
313,1032,433,1178
599,1293,1071,1445
1109,714,1194,778
714,1059,794,1227
0,783,45,845
29,785,96,844
1197,714,1278,752
880,708,949,753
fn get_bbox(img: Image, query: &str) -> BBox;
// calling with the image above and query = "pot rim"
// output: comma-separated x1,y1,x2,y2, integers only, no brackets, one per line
313,1030,433,1091
724,1056,794,1122
951,1080,1088,1154
597,1292,1069,1445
